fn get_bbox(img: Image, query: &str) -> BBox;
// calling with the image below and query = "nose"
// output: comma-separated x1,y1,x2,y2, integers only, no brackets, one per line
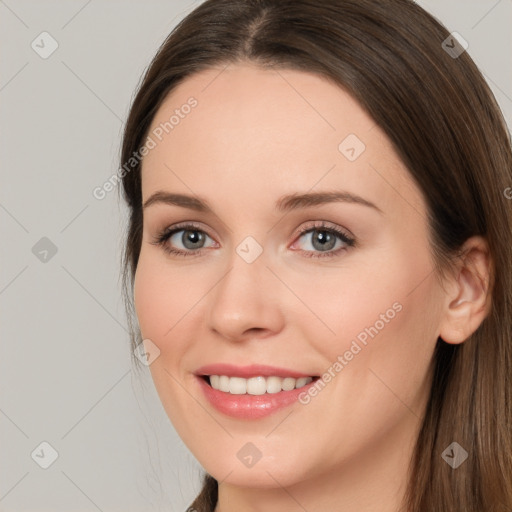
206,247,285,342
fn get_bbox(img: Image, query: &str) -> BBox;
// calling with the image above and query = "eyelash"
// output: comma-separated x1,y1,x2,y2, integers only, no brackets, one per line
150,221,356,259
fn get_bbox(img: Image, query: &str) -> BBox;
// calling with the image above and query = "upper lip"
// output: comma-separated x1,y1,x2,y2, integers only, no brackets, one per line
195,363,317,379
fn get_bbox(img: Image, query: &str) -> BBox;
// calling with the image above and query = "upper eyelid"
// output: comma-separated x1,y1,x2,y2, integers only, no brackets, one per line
152,222,356,262
161,220,354,244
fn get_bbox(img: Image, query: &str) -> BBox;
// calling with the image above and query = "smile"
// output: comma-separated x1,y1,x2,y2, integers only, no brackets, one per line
206,375,316,395
194,364,321,419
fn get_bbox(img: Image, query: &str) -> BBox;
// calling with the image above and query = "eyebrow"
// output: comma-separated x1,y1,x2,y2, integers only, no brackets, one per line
142,190,383,215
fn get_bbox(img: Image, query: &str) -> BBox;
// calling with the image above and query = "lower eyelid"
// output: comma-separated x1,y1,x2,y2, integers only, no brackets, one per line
155,224,354,257
170,229,216,248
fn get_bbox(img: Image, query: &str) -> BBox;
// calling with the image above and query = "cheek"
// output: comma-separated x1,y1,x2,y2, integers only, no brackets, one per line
133,253,199,344
133,257,159,339
283,258,404,352
134,251,180,332
300,243,440,389
133,255,196,410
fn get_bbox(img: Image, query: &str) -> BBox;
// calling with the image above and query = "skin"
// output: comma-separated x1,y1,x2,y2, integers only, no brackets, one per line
133,62,491,512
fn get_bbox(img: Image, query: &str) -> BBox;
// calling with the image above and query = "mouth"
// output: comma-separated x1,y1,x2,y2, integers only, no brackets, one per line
193,363,322,418
200,374,321,395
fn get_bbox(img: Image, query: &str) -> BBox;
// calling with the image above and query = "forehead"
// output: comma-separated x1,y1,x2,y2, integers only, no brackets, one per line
140,63,424,218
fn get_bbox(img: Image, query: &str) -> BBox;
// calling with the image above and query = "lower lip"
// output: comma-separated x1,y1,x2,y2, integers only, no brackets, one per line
196,376,318,419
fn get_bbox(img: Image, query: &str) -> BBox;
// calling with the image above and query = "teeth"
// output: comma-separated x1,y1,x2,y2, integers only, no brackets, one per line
208,375,314,395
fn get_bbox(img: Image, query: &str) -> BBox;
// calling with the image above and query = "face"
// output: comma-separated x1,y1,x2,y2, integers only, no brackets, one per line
134,63,446,492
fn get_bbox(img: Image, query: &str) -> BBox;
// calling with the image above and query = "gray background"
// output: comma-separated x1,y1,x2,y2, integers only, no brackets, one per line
1,1,511,511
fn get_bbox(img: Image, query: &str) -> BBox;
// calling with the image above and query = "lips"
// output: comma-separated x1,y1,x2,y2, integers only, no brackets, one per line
194,363,320,419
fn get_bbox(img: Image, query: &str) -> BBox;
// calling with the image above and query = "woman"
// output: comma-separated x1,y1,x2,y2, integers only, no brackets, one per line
119,0,512,510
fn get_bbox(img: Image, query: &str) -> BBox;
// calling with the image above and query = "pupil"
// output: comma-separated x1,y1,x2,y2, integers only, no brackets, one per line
184,230,204,248
313,230,335,251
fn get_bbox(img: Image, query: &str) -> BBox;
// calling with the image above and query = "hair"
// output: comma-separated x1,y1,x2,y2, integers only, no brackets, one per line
118,0,512,510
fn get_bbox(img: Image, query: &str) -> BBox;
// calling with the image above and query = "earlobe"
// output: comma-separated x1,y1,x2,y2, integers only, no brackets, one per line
438,236,492,345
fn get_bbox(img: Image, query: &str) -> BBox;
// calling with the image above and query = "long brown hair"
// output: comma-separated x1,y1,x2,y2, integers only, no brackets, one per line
118,1,512,510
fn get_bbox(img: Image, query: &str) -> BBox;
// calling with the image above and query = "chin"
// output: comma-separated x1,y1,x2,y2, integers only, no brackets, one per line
202,454,311,489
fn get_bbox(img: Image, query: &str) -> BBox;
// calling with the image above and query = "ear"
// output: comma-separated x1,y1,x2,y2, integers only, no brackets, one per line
438,236,492,344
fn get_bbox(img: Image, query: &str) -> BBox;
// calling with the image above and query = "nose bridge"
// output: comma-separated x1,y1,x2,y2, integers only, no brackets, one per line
207,237,283,340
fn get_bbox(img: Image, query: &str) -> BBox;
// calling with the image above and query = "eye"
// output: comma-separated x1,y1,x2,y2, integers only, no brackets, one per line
151,220,356,259
290,221,355,259
151,222,217,257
